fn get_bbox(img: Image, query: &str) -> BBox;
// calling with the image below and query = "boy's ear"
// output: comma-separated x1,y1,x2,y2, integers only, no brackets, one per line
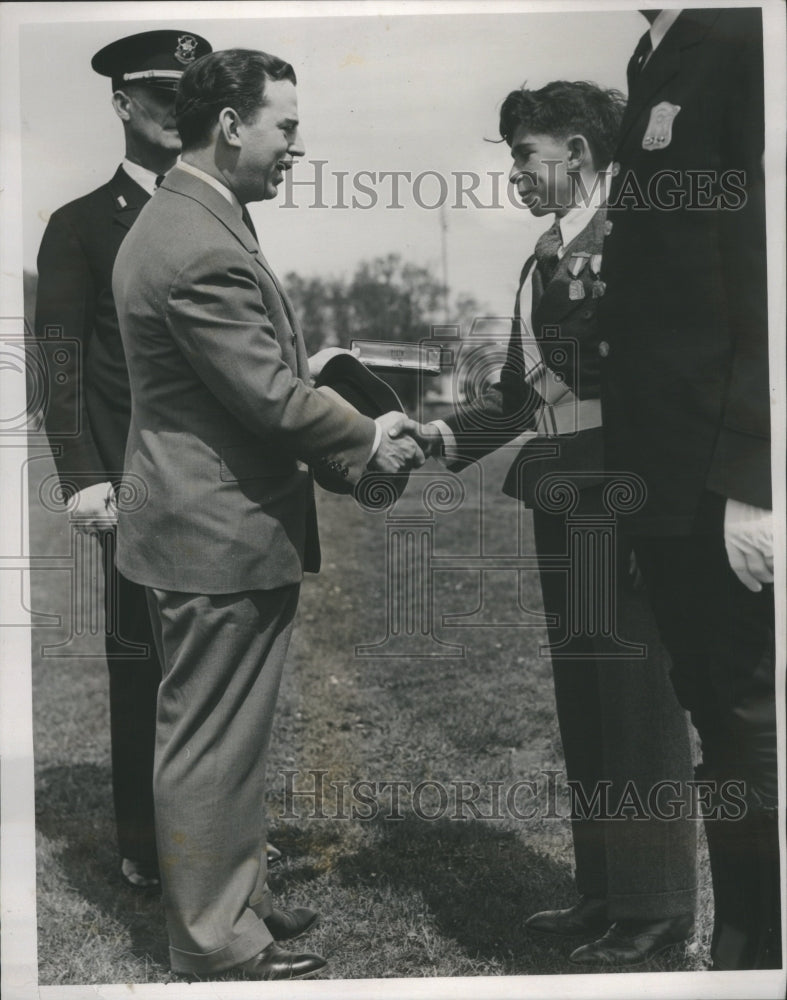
566,134,592,170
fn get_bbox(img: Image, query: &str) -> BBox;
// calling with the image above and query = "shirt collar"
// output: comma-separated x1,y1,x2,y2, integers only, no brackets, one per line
649,9,682,52
557,167,610,256
121,158,161,198
175,160,243,216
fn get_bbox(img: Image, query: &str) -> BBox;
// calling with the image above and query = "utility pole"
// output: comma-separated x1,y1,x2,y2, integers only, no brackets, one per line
439,204,449,322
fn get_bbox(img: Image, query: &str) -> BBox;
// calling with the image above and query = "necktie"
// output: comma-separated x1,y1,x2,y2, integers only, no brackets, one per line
154,174,166,189
627,31,653,88
533,219,562,286
241,205,258,241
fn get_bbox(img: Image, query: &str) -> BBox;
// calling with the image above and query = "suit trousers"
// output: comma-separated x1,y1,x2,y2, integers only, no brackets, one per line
633,512,780,969
101,532,160,868
532,489,697,920
145,584,300,975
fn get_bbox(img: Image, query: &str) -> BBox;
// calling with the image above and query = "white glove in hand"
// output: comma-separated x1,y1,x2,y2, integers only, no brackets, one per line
72,481,117,533
723,498,773,592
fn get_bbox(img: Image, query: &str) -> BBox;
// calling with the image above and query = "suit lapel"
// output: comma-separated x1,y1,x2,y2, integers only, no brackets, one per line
160,168,308,378
108,165,150,231
616,10,717,151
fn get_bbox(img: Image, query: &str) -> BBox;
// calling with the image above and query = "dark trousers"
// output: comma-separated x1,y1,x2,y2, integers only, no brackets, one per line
634,516,781,970
533,491,697,920
101,534,160,868
145,585,299,975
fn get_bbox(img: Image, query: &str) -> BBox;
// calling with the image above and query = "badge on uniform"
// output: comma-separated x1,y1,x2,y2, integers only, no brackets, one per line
642,102,681,150
589,253,605,298
567,253,588,300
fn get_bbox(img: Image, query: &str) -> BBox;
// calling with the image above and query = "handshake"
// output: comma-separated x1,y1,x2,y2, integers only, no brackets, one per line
367,411,444,474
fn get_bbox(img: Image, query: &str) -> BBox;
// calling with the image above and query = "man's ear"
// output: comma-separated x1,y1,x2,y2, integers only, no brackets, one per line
566,134,592,171
111,90,133,123
217,107,243,149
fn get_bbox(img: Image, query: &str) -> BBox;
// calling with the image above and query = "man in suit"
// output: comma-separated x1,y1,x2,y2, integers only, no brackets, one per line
35,29,212,890
112,47,422,980
415,81,697,967
598,8,780,969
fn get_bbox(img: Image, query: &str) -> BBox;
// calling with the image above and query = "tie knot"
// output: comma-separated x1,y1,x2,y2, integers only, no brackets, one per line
631,31,653,77
155,174,166,189
534,220,562,284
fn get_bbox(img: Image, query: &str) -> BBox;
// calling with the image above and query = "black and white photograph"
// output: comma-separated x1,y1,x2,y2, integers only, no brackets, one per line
1,2,785,997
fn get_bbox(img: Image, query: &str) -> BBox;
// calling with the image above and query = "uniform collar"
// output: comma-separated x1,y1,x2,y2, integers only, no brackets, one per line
121,158,162,198
649,9,682,53
557,167,610,257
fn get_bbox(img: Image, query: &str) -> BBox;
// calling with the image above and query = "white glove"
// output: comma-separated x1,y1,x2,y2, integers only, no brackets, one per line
723,498,773,592
71,481,117,533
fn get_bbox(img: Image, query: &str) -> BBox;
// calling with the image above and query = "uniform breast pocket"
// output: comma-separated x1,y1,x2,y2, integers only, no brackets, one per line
219,444,295,482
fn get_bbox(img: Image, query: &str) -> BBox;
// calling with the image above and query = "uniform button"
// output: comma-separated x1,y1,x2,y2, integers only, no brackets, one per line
598,341,610,358
611,161,621,177
291,334,297,344
582,309,593,320
604,220,613,235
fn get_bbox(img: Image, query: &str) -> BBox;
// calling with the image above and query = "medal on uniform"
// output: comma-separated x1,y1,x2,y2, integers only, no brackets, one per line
589,253,605,298
567,253,588,301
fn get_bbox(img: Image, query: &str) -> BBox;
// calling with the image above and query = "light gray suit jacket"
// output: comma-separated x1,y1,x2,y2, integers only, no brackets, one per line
113,167,375,593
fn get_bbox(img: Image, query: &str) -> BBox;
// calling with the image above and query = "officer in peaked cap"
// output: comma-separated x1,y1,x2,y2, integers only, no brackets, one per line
91,29,212,90
33,29,223,894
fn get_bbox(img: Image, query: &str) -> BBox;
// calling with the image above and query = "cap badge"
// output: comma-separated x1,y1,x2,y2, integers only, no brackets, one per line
174,35,198,65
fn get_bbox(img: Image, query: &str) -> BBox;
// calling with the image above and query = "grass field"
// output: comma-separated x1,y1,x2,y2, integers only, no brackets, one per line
28,444,711,985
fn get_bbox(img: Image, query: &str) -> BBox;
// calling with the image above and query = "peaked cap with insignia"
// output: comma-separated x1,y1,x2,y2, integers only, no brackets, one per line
91,29,212,91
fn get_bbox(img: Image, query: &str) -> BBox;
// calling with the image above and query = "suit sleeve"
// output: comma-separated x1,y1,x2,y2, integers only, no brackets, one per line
442,319,542,470
166,247,376,483
706,12,771,508
34,209,106,493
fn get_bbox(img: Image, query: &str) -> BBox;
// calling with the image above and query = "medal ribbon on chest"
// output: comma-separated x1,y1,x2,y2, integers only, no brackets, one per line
567,252,589,300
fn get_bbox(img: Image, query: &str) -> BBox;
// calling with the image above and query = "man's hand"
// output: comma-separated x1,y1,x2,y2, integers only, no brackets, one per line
72,481,117,533
724,498,773,592
308,346,360,379
409,421,444,460
368,411,425,473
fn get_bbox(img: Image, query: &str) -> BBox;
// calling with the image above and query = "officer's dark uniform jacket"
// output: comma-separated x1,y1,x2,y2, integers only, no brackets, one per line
35,165,150,492
598,7,769,534
445,207,608,506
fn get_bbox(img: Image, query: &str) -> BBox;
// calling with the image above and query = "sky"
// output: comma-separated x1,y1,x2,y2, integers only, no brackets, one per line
18,3,645,316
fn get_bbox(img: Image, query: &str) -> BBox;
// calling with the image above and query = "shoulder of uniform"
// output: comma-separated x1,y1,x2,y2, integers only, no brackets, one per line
47,179,117,225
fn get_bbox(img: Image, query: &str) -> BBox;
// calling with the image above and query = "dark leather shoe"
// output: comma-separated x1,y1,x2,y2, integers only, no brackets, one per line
266,842,282,866
569,914,696,967
525,896,610,936
264,906,318,942
238,941,326,981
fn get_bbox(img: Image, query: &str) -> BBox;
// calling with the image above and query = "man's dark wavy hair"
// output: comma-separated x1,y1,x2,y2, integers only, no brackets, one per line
176,48,296,150
499,81,626,168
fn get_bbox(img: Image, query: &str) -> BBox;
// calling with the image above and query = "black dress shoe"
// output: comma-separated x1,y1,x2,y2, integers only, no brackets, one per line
569,913,696,967
525,896,610,936
238,941,326,981
266,842,282,866
120,858,160,891
264,906,318,942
